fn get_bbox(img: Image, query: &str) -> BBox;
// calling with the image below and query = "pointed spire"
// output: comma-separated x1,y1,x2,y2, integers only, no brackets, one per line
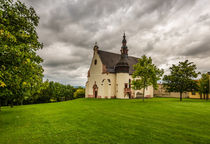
122,32,127,45
121,32,128,57
93,42,99,52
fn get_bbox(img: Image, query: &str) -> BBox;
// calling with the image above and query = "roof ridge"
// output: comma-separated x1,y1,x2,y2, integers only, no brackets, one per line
98,50,120,55
98,50,139,59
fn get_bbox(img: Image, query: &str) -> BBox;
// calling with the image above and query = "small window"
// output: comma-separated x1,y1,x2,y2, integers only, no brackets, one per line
94,59,97,65
125,83,128,88
192,91,195,95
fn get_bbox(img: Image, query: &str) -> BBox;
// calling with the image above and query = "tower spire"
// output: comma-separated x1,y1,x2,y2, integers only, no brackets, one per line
115,33,129,73
121,32,128,57
93,42,99,52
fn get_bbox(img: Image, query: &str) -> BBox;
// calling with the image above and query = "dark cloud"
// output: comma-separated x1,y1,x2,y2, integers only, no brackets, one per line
182,38,210,57
21,0,210,85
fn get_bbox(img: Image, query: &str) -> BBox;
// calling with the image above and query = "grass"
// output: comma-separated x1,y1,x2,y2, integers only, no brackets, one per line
0,98,210,144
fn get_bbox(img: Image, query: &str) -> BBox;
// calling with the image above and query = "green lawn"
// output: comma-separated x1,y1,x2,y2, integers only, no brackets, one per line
0,98,210,144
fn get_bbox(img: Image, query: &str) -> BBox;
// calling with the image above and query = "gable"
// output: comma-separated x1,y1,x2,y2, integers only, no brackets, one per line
89,50,104,76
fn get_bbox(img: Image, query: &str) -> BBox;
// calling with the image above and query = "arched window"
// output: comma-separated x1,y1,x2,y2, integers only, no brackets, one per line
94,59,97,65
108,79,111,85
136,92,143,98
101,79,105,86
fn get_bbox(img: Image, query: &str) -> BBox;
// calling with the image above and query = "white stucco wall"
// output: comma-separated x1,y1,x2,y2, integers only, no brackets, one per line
85,50,116,98
116,73,131,98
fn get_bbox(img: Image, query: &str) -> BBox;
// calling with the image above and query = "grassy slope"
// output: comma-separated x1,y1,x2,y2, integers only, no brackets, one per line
0,98,210,144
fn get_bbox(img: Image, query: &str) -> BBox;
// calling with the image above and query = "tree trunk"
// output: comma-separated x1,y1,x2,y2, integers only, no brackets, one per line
0,99,1,112
10,101,14,108
200,93,202,99
5,99,8,106
180,92,182,101
142,80,146,102
204,93,206,100
21,99,23,105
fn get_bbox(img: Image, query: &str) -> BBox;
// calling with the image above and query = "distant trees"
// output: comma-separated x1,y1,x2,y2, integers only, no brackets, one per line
0,79,85,109
74,88,85,99
0,0,43,108
35,81,77,104
198,73,209,100
132,55,164,101
163,60,200,101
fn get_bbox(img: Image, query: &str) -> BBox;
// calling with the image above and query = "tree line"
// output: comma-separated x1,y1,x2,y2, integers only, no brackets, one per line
0,80,85,109
132,56,209,101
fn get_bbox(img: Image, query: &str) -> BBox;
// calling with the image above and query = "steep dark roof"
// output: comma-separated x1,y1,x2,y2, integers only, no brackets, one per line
97,50,139,74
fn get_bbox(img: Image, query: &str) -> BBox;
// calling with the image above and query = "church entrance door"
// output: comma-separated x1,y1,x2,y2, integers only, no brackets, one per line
93,82,98,98
94,91,98,98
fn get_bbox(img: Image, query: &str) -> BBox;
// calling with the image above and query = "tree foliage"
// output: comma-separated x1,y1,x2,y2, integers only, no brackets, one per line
0,0,43,108
163,60,200,101
35,81,77,104
132,55,164,101
198,73,209,100
74,88,85,99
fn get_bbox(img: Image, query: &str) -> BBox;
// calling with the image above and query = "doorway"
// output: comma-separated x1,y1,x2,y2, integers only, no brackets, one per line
94,90,98,98
93,82,98,98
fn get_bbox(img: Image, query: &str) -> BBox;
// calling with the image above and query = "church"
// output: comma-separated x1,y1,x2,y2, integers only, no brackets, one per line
85,34,153,99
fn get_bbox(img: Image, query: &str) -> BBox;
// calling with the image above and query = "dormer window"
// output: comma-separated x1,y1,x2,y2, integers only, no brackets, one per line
94,59,97,65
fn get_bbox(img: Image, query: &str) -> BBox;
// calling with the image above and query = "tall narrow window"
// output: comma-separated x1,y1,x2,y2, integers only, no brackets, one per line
94,59,97,65
125,83,128,88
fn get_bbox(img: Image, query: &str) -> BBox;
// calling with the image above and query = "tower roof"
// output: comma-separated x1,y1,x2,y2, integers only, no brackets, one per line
114,33,130,73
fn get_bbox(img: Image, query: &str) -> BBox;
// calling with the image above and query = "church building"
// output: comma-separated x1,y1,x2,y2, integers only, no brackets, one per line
85,34,153,99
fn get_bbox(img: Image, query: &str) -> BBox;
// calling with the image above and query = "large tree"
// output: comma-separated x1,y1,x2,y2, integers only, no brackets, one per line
163,60,199,101
132,55,164,101
0,0,43,108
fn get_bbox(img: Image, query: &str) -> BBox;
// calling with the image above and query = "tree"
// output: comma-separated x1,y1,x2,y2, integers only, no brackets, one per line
64,85,75,100
0,0,43,108
132,55,164,101
73,88,85,99
163,60,199,101
198,73,209,100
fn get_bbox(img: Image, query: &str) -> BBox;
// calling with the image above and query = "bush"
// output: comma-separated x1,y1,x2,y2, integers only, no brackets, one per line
74,89,85,99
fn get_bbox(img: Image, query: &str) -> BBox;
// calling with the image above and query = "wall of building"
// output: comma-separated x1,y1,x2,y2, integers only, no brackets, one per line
85,50,116,98
116,73,130,98
154,84,189,98
189,92,201,99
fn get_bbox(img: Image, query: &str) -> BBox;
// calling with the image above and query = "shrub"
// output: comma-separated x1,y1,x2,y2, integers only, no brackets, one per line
74,89,85,99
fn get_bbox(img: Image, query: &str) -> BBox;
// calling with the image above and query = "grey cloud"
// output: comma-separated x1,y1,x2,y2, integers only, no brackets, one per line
197,13,210,23
182,38,210,57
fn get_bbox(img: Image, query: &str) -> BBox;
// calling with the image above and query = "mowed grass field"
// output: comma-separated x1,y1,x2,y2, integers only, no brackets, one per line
0,98,210,144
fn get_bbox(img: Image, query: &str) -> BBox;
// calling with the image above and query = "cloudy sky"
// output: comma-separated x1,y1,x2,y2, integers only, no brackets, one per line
21,0,210,86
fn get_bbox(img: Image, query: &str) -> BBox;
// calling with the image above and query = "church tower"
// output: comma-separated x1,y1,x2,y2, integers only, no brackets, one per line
115,33,130,98
115,33,129,73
